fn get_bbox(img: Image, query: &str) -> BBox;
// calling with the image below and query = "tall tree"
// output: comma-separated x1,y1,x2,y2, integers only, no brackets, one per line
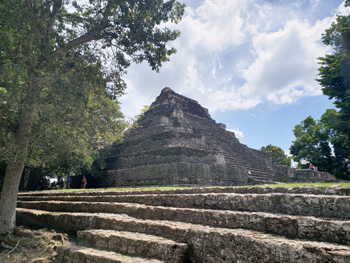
290,116,333,172
319,109,350,179
1,52,126,190
317,2,350,169
290,112,350,179
260,144,291,166
0,0,185,234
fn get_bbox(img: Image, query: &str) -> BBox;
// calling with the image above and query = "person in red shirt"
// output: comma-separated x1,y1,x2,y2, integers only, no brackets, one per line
309,163,314,170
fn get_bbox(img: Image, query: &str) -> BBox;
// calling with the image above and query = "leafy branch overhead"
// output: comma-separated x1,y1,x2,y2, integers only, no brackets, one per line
1,0,185,76
0,0,185,235
0,0,185,170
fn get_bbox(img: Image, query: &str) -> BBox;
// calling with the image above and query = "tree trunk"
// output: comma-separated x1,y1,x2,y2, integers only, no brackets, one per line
0,82,38,235
0,162,26,234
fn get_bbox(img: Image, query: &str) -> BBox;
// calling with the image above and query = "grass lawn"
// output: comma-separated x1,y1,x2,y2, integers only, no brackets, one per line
22,181,350,193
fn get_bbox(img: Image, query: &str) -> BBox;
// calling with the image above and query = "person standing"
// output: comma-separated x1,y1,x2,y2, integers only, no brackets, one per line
66,177,72,189
81,176,87,189
59,177,64,189
57,175,64,189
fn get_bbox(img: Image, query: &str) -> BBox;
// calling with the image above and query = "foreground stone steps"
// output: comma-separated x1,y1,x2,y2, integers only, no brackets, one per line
18,192,350,219
56,245,164,263
17,200,350,245
17,187,350,262
77,229,188,262
16,208,350,262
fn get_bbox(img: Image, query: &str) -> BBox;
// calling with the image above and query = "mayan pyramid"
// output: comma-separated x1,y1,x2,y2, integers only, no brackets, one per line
96,87,285,187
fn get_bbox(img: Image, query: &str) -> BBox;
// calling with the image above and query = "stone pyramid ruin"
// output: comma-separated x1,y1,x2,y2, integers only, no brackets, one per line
95,88,335,187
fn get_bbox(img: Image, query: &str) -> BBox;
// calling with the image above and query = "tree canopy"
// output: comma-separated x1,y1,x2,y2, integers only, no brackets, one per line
0,0,185,234
1,52,125,173
320,109,350,179
290,115,333,172
260,144,291,166
290,111,349,179
315,1,350,179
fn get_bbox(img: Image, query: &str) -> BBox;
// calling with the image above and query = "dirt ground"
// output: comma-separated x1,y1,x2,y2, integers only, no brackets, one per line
0,226,71,263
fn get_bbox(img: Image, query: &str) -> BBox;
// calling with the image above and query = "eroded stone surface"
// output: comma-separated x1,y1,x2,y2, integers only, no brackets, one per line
17,192,350,219
56,245,164,263
77,229,188,262
16,186,350,262
16,208,350,262
16,200,350,244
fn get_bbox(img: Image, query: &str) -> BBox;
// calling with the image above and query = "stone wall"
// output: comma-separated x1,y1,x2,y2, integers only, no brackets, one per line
273,165,336,182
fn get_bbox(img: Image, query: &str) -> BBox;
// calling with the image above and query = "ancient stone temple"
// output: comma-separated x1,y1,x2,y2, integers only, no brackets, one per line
98,88,269,187
94,88,335,188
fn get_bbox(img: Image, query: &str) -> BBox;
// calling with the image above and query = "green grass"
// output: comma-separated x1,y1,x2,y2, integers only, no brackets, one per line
23,181,350,193
27,185,197,193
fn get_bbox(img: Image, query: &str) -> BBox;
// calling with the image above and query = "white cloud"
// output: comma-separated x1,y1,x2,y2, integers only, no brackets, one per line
120,0,250,117
241,18,333,105
200,14,336,112
310,0,321,9
208,87,262,112
227,127,244,139
182,0,246,51
120,0,342,118
338,1,350,15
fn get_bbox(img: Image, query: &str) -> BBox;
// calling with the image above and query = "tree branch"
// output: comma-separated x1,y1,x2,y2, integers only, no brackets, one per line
103,1,111,21
51,0,63,17
40,21,110,69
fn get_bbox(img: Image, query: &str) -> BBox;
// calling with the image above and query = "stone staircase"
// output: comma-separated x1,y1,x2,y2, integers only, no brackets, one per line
16,186,350,262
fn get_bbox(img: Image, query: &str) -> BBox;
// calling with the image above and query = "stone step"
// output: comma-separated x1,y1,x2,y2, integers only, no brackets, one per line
56,244,164,263
18,193,350,219
247,176,274,184
17,200,350,244
16,208,350,263
17,186,350,197
224,155,273,168
77,229,188,263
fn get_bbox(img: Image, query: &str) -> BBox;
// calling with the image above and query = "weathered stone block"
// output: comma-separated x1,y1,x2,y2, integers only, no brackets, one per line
77,229,188,263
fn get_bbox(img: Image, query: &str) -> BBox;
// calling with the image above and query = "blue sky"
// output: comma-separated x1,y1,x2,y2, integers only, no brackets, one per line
119,0,348,157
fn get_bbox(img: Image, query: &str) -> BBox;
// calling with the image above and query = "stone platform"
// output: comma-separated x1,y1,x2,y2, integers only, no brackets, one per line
16,186,350,262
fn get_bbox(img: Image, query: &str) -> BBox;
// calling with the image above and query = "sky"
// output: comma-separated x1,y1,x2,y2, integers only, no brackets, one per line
118,0,348,156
